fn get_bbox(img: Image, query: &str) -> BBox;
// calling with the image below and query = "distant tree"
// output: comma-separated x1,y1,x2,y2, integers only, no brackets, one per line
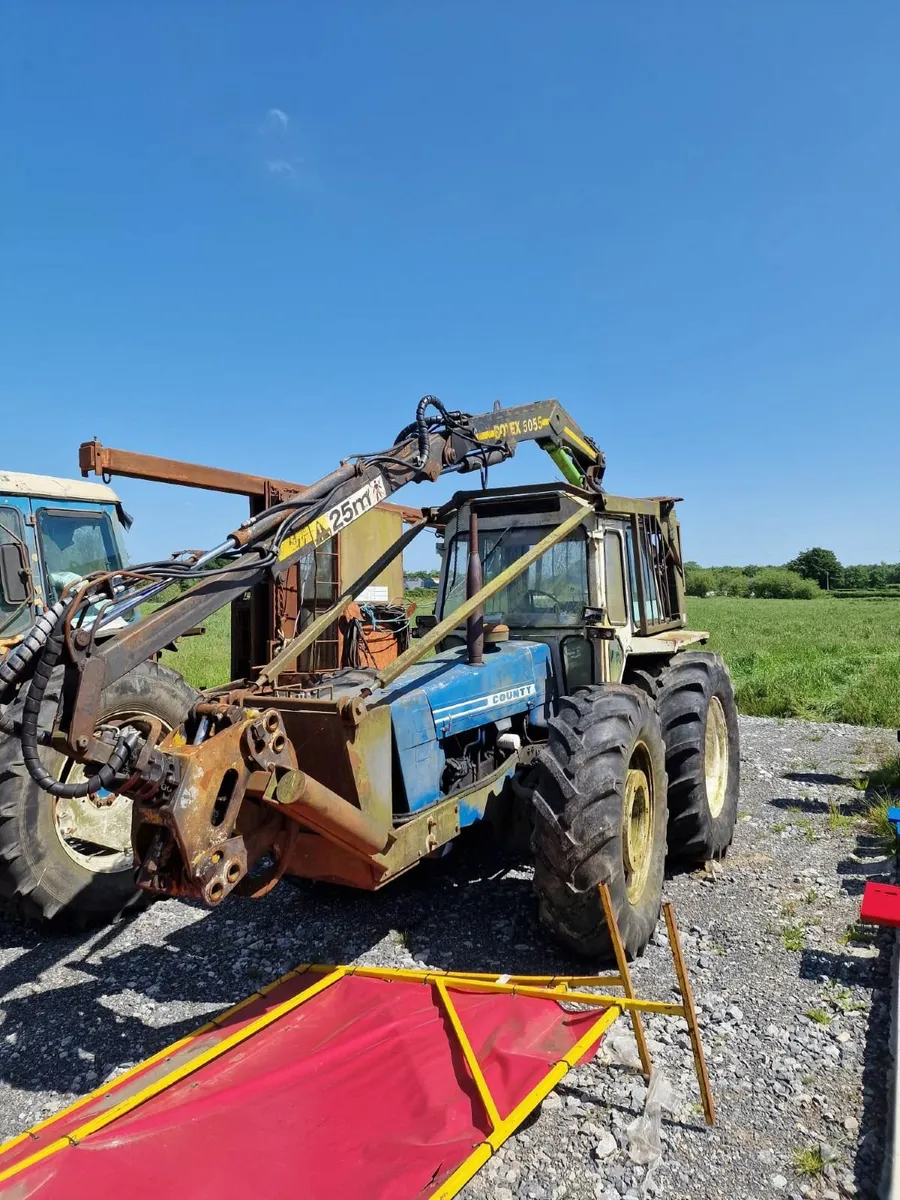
841,564,869,590
785,547,841,589
868,563,890,589
685,566,713,596
752,568,820,600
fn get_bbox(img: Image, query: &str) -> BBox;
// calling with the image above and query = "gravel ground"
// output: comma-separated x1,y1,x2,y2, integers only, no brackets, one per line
0,715,896,1199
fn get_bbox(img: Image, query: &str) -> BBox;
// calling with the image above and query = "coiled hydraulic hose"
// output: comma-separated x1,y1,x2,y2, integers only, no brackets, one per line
14,609,139,798
0,596,70,699
391,395,455,467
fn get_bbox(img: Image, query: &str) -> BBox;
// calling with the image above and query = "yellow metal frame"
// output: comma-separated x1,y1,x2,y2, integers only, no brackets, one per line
0,891,714,1197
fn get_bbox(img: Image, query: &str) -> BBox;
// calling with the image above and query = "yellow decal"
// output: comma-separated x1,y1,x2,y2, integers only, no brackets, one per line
476,416,551,442
278,475,387,563
278,514,332,562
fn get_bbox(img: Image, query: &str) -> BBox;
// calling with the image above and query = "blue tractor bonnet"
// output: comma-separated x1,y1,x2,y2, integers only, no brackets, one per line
373,640,552,815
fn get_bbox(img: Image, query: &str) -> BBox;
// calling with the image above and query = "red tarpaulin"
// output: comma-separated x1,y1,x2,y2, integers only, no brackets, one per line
0,969,615,1200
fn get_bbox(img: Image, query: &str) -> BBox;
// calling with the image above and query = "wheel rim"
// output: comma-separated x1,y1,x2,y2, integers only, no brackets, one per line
622,741,655,904
704,695,729,819
52,710,171,875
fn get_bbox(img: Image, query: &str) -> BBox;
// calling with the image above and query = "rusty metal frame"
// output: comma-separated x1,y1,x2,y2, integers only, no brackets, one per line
78,439,423,523
256,514,430,685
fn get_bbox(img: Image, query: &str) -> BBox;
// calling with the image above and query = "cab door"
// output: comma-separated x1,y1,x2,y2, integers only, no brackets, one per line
0,496,38,642
599,526,630,682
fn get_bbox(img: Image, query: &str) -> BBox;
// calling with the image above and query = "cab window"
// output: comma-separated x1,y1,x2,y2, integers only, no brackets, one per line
37,509,123,601
442,526,589,627
603,532,628,626
625,524,662,626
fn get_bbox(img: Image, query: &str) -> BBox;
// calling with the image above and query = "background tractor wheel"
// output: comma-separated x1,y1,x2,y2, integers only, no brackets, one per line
532,684,668,960
655,651,740,862
0,660,199,930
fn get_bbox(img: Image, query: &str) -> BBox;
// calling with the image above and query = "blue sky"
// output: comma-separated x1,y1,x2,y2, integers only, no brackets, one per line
2,3,898,570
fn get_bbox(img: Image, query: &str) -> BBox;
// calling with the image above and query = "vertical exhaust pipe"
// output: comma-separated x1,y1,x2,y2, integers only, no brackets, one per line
466,506,484,665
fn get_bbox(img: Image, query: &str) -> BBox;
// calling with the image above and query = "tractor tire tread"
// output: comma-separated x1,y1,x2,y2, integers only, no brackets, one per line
532,684,668,960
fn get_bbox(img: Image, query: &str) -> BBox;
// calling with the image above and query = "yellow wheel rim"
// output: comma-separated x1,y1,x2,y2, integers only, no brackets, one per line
623,742,655,905
704,695,729,819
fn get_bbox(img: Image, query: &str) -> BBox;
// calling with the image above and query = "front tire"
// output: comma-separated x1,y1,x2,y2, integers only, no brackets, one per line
532,684,668,960
655,651,740,862
0,661,199,930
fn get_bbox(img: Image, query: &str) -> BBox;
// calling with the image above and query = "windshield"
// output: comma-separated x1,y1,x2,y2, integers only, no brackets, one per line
37,509,124,602
441,526,588,627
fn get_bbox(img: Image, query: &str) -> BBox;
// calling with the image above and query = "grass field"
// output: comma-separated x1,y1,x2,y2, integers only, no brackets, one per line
159,594,900,729
686,597,900,727
159,605,232,691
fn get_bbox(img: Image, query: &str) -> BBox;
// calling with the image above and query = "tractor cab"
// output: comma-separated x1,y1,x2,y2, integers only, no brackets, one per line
434,484,689,694
0,471,133,652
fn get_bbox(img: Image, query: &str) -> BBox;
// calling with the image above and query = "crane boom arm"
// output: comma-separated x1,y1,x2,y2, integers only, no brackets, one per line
0,397,605,777
469,400,604,487
90,398,603,687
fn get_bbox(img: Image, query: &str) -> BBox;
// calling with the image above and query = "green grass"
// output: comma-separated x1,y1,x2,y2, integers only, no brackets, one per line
792,1146,826,1177
157,590,900,729
867,753,900,791
159,604,232,691
805,1008,831,1025
839,921,876,946
780,923,806,952
821,982,865,1014
686,596,900,726
862,793,899,845
408,589,437,617
826,801,854,834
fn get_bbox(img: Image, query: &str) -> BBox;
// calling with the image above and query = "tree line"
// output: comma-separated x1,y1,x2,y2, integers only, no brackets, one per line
685,547,900,600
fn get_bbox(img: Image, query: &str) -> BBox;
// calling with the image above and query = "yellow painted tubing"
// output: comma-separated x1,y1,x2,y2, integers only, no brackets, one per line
304,963,682,1015
435,979,503,1131
431,1004,622,1199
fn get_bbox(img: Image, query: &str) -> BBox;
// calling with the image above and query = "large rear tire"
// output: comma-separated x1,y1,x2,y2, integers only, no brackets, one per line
655,651,739,862
0,661,199,930
532,684,668,960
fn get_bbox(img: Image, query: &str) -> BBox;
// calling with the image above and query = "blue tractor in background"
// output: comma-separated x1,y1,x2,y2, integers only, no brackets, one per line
0,471,197,926
0,399,740,957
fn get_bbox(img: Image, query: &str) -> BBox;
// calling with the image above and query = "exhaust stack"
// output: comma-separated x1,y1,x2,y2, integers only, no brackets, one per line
466,506,484,666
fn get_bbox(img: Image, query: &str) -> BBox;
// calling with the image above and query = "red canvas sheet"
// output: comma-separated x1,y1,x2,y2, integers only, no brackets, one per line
0,973,609,1200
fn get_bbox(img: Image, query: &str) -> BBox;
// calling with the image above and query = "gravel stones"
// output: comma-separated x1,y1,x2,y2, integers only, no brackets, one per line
0,715,895,1199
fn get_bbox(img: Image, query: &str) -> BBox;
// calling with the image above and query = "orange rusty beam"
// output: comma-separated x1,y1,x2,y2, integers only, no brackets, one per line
78,440,423,523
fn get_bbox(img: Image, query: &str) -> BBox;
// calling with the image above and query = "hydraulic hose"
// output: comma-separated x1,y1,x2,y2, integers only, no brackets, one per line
0,597,70,699
18,616,139,798
392,395,454,467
